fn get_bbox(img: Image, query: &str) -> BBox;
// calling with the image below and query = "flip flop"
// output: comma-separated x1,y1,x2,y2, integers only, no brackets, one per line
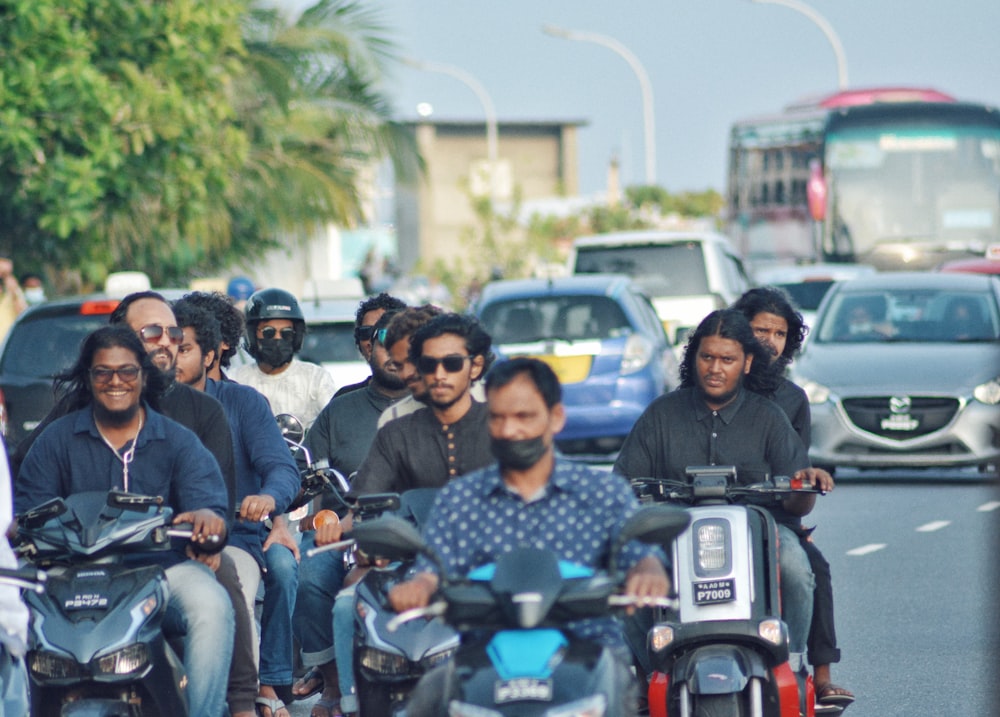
310,697,342,717
816,682,855,706
291,667,324,701
255,695,291,717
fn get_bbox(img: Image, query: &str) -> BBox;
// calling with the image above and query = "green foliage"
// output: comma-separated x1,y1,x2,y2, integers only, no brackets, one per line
625,184,724,218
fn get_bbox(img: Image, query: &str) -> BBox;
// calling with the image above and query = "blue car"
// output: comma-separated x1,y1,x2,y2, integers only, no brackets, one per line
475,274,678,459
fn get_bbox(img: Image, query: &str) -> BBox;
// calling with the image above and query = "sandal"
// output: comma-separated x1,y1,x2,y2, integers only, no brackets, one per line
311,696,342,717
291,666,324,700
816,682,855,706
255,695,291,717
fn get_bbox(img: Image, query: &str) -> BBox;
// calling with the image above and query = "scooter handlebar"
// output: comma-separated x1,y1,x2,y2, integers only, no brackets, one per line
386,601,447,632
0,566,47,594
305,538,355,558
608,594,678,610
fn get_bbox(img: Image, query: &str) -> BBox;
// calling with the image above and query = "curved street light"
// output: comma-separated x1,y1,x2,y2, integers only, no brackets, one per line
750,0,849,90
542,24,657,186
403,57,498,166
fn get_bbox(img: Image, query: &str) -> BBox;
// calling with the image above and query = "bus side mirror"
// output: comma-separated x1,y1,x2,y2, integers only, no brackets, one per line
807,158,827,222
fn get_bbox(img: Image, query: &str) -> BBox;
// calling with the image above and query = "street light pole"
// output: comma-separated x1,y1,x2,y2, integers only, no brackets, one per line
542,24,657,186
750,0,849,90
403,57,498,166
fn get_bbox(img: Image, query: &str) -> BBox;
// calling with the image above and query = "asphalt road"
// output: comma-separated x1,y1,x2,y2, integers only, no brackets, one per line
288,472,1000,717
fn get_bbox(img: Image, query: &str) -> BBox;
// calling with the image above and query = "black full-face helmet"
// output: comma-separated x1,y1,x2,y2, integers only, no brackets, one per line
243,287,306,357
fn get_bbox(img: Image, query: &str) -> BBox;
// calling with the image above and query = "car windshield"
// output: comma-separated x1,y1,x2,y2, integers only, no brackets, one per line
815,288,1000,343
574,242,709,297
0,311,110,378
298,323,359,364
775,280,836,312
479,295,631,344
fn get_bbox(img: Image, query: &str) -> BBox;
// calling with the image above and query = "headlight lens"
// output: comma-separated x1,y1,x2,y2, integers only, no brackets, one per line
29,650,81,680
800,379,830,404
358,646,410,675
973,377,1000,405
692,519,730,577
621,334,652,375
758,618,785,646
649,624,675,652
95,643,150,676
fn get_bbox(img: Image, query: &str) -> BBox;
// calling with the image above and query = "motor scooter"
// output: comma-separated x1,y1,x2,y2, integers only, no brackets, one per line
631,466,828,717
15,490,217,717
308,488,459,716
0,565,44,715
376,503,690,717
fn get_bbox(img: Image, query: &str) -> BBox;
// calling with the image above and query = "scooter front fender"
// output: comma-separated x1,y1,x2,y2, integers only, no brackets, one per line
675,644,767,695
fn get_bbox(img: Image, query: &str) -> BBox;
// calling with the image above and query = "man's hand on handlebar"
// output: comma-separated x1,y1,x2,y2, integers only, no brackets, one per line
174,509,227,546
239,494,277,523
623,555,670,615
388,572,439,613
794,467,835,493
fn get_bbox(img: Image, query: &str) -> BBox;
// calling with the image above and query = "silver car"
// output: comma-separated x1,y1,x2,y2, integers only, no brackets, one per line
789,272,1000,477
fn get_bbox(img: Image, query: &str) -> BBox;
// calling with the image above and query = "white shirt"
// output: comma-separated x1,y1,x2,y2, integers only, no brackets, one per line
230,358,337,429
1,446,29,656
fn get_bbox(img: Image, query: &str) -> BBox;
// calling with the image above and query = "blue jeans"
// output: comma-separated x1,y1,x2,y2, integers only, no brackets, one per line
334,586,358,713
292,534,346,666
260,543,298,686
777,524,815,659
164,560,234,717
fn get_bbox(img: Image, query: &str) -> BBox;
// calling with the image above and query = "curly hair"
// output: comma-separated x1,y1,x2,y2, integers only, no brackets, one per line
730,286,807,368
179,291,244,368
382,304,444,353
355,293,407,330
172,301,222,364
679,309,779,395
409,313,493,365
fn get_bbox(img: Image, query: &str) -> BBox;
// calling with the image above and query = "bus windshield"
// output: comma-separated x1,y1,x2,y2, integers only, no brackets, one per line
827,124,1000,259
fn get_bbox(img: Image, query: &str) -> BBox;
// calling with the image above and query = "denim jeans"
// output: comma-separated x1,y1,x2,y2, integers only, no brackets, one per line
260,542,299,686
777,524,815,658
164,560,235,717
292,533,346,666
334,585,358,713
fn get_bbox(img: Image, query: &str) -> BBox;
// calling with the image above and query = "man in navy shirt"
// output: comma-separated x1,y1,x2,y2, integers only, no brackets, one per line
16,326,233,717
389,358,669,716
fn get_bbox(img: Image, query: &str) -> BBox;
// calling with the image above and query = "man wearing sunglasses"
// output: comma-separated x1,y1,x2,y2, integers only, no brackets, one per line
332,292,407,399
230,287,336,430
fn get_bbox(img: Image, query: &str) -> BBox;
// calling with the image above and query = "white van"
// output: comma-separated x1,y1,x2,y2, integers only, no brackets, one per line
568,231,752,345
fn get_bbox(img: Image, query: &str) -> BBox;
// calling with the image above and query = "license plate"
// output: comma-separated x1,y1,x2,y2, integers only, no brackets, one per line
880,414,919,431
494,678,553,704
64,593,109,611
693,579,736,605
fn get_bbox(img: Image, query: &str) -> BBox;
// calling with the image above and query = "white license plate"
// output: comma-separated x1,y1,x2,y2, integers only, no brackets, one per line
494,678,553,704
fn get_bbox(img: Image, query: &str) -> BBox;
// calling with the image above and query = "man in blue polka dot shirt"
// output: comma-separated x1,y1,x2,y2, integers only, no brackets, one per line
390,357,669,715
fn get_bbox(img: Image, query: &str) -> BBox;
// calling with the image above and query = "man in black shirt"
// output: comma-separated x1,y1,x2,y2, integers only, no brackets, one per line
732,287,853,710
333,292,407,398
615,309,831,675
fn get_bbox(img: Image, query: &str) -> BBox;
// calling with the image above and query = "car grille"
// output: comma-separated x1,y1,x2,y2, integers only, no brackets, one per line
841,397,960,439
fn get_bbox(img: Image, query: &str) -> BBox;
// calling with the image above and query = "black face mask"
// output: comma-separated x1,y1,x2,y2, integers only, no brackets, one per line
257,337,295,368
490,435,548,470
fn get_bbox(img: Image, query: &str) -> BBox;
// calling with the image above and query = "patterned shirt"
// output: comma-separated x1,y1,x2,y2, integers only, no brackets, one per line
416,459,663,649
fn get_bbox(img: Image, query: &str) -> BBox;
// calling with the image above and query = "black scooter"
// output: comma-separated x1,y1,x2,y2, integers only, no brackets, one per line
15,490,215,717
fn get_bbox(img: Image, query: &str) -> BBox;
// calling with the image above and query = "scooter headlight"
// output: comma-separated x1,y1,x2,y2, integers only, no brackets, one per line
94,643,151,676
420,645,457,671
357,646,410,676
692,519,731,577
29,650,81,680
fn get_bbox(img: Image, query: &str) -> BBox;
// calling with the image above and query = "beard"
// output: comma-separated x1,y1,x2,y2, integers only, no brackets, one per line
371,362,406,391
93,401,141,428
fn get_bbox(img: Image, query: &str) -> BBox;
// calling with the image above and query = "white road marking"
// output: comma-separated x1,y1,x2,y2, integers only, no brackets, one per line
915,520,951,532
847,543,886,556
977,501,1000,512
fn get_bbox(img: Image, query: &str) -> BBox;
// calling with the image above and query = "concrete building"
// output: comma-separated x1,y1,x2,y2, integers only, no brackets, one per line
394,119,584,273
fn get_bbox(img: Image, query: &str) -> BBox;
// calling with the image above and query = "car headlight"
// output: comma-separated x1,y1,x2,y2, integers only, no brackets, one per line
621,334,653,375
973,377,1000,405
799,379,831,405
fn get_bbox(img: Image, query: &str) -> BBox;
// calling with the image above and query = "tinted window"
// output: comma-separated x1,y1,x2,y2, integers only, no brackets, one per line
299,323,359,364
480,296,631,344
574,243,709,297
1,311,109,378
776,281,836,312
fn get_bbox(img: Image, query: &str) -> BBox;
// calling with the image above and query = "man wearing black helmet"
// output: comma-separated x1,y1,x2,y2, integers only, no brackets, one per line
230,287,337,430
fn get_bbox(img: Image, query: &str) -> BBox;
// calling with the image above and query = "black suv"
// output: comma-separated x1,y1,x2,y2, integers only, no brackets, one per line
0,296,121,457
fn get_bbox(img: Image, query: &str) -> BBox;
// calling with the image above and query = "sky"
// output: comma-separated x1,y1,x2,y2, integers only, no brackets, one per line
282,0,1000,196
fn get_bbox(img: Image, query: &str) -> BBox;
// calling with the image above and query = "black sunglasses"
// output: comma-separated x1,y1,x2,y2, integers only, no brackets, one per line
353,325,377,343
138,324,184,344
91,365,142,383
416,355,471,375
258,326,296,341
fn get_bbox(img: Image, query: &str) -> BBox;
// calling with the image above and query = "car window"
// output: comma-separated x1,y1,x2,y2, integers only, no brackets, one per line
776,280,836,312
298,323,359,364
817,288,999,343
1,312,109,378
480,296,631,344
574,243,710,297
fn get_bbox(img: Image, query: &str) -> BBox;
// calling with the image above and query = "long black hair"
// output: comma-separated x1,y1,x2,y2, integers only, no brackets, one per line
731,286,807,369
679,309,780,395
54,326,168,412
